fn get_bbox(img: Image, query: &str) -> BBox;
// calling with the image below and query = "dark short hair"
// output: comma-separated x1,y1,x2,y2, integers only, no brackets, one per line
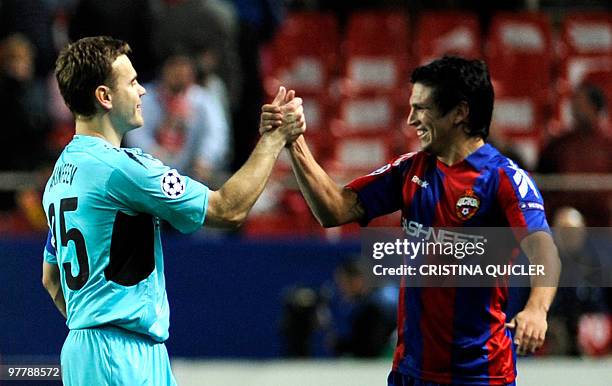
410,56,494,139
55,36,131,117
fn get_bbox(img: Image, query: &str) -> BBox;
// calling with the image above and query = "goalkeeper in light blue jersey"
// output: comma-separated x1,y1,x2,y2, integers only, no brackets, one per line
42,36,304,386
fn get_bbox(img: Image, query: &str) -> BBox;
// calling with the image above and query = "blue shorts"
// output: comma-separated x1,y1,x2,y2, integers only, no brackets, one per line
387,371,517,386
61,326,177,386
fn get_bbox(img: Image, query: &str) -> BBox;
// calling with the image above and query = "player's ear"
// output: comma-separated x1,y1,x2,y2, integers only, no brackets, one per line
95,85,113,111
453,100,469,126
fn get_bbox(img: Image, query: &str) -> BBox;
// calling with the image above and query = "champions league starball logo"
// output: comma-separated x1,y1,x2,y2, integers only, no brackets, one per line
456,189,480,220
161,169,186,199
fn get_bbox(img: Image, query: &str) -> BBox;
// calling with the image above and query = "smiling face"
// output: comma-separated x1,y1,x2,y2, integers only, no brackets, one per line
407,82,457,155
107,54,146,132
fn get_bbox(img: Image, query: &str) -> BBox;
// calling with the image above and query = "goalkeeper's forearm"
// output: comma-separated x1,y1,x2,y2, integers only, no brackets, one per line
42,262,67,319
49,286,67,319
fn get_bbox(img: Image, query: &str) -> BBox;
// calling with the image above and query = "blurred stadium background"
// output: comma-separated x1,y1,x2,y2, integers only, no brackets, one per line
0,0,611,385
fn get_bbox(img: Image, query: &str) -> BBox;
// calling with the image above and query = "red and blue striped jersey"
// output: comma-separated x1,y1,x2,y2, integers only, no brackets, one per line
346,143,550,385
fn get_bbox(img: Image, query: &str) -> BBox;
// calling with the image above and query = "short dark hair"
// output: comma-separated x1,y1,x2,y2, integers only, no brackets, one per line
410,56,494,139
55,36,131,117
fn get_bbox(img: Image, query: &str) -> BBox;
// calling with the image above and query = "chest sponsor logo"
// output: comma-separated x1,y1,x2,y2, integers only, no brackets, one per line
456,189,480,221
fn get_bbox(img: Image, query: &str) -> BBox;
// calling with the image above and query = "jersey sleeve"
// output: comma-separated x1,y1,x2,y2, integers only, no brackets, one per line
345,153,414,226
497,160,550,239
106,149,209,234
43,230,58,264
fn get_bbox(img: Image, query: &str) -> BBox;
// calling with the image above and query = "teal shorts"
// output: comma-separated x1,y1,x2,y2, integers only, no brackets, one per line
61,326,177,386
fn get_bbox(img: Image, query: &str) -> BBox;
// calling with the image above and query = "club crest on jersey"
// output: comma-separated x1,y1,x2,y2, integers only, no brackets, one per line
456,189,480,220
161,169,186,199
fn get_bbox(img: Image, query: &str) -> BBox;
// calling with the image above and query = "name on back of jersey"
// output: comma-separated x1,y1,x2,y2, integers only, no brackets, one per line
48,163,78,189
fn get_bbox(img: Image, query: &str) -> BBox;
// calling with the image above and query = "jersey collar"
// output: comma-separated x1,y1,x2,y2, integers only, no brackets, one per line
464,143,500,170
73,134,118,148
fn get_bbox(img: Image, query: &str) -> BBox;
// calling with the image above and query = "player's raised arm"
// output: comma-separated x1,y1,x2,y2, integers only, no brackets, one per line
204,87,306,228
289,136,365,227
261,101,365,228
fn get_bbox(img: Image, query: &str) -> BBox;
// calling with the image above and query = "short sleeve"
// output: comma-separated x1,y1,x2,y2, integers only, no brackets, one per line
497,160,550,238
345,153,415,226
106,150,209,233
43,230,57,264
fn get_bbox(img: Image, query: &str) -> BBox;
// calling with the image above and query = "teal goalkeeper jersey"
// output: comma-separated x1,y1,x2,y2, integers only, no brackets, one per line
42,135,209,342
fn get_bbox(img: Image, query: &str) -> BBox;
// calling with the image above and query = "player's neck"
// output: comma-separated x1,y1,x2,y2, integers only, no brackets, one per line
436,137,485,166
74,114,123,147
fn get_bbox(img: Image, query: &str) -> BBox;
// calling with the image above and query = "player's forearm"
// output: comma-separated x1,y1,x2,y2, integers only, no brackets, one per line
521,231,561,311
288,136,360,227
51,287,67,319
43,275,67,319
524,287,556,313
213,132,285,226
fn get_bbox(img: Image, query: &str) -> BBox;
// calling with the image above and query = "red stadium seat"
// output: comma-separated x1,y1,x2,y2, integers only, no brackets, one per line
557,12,612,129
243,211,324,238
345,11,409,58
492,94,540,133
342,11,411,95
559,12,612,59
490,91,544,168
558,12,612,85
561,55,612,89
274,132,330,173
553,13,611,132
335,95,396,135
415,11,482,64
262,12,340,96
327,135,395,175
486,12,554,104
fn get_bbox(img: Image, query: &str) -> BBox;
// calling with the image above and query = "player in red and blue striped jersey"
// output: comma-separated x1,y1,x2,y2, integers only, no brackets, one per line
262,56,560,385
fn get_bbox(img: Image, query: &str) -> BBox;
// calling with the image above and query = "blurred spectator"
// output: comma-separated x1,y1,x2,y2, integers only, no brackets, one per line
125,54,230,184
68,0,156,83
537,83,612,226
0,0,57,77
46,70,75,154
150,0,241,112
328,259,396,357
280,286,327,357
194,44,233,131
0,34,52,233
539,83,611,173
547,207,609,356
0,34,51,209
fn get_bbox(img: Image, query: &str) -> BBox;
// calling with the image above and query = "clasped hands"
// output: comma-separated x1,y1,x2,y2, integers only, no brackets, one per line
259,86,306,146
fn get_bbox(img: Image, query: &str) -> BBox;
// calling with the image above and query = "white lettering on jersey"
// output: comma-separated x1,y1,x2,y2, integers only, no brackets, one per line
508,160,539,199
